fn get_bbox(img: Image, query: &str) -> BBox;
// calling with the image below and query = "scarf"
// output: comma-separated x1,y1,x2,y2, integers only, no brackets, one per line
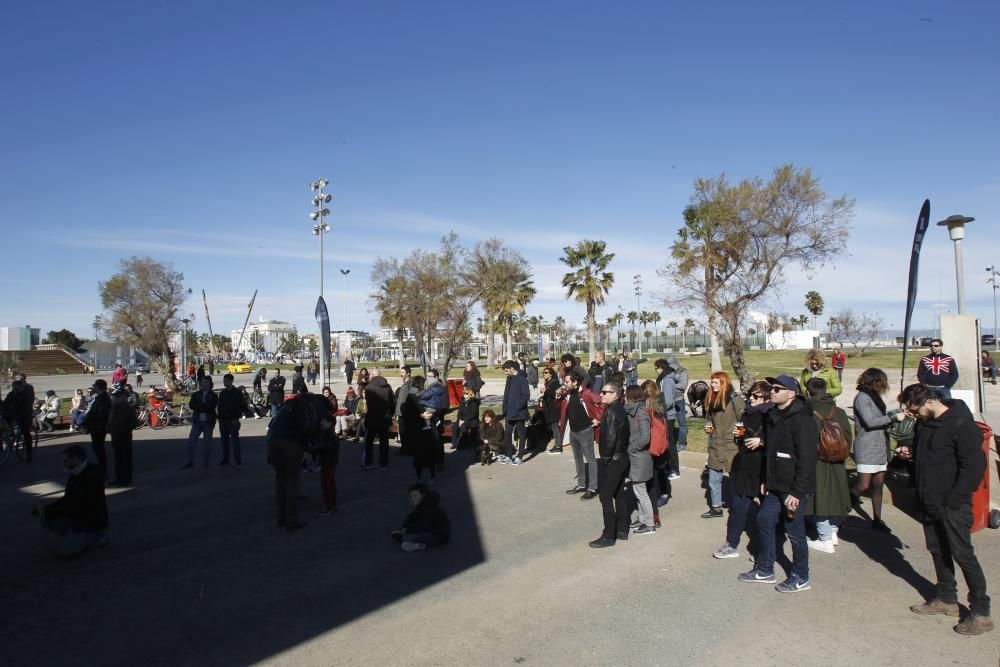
857,385,886,414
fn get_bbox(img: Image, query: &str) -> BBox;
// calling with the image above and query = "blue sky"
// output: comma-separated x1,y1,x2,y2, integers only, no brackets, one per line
2,1,999,342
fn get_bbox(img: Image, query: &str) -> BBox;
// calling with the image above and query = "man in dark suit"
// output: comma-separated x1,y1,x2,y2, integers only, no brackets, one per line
84,379,111,475
267,368,286,417
3,379,36,461
500,360,530,465
36,445,110,558
182,376,218,469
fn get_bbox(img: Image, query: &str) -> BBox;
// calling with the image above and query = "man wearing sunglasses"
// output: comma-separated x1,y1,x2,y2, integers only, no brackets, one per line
738,374,817,593
896,383,991,636
917,339,959,400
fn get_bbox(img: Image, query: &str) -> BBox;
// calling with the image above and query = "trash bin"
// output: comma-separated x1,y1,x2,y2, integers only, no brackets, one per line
973,422,993,533
447,379,464,409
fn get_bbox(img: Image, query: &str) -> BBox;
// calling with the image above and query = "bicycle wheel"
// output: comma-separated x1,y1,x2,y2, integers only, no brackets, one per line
134,409,148,430
178,405,193,425
149,410,168,430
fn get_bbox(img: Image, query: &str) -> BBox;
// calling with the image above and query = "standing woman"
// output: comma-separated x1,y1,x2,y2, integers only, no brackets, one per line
624,385,654,534
713,381,770,559
852,367,896,533
799,349,842,398
641,379,669,517
703,371,745,519
463,361,485,397
541,367,563,454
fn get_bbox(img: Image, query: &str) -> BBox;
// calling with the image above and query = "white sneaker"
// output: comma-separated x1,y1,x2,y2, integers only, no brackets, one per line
831,526,839,546
510,457,523,466
807,538,835,554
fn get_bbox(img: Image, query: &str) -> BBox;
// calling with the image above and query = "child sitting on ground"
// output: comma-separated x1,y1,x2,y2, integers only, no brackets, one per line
391,483,451,552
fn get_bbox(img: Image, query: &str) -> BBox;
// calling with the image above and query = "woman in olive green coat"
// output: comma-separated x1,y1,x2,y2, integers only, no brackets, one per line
703,371,745,518
804,381,853,553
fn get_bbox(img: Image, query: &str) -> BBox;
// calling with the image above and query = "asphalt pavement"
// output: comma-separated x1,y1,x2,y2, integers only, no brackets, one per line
2,370,998,665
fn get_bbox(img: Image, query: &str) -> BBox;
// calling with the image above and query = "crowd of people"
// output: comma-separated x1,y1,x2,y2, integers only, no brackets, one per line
11,338,995,636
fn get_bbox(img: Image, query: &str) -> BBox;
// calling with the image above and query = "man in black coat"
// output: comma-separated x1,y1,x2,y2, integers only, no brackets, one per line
2,379,35,461
36,445,110,558
500,360,530,465
267,368,286,416
589,382,630,548
217,373,244,466
183,376,218,469
84,379,112,476
106,382,136,486
897,384,992,636
739,375,817,593
587,351,613,395
363,370,394,470
291,366,308,395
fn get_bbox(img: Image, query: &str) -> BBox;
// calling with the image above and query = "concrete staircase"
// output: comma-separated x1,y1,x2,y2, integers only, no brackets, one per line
11,348,89,377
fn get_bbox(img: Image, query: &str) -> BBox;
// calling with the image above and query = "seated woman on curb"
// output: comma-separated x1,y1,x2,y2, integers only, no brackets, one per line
391,483,451,552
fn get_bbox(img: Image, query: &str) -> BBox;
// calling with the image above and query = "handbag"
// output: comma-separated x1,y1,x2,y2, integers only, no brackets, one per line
886,410,916,443
886,456,915,487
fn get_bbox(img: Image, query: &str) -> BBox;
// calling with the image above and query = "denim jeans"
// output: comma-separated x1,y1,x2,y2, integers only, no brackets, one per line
726,493,755,549
708,468,725,508
756,491,810,580
570,427,597,491
924,501,991,616
632,480,654,527
186,419,215,466
503,420,527,458
674,399,688,449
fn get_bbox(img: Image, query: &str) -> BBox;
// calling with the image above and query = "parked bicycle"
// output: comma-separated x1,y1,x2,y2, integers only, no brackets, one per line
0,421,32,464
146,389,192,430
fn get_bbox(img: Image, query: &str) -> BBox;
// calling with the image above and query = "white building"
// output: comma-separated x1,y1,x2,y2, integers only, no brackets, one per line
0,326,40,351
230,318,298,357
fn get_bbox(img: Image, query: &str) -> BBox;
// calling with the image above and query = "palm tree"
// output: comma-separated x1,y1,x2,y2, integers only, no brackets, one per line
497,283,536,359
626,311,638,350
667,320,678,347
605,316,617,352
683,317,696,349
649,311,661,348
805,290,824,330
551,316,567,354
560,240,615,360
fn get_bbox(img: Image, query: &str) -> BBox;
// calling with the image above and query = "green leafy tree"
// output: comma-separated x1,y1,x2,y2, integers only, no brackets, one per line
248,330,265,354
279,332,302,356
805,290,824,330
626,310,639,349
98,256,191,390
663,165,853,387
560,240,615,360
43,329,84,351
466,238,533,368
307,338,318,355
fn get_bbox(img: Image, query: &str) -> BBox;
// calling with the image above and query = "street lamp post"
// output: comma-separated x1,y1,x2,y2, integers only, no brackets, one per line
936,214,975,314
310,179,332,386
340,268,350,334
633,274,642,355
92,316,102,372
988,265,999,351
180,317,191,379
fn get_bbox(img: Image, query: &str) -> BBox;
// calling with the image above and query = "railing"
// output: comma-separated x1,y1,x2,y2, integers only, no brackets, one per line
33,344,90,367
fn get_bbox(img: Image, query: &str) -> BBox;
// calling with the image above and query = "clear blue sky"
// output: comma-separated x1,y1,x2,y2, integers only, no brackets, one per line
2,1,999,341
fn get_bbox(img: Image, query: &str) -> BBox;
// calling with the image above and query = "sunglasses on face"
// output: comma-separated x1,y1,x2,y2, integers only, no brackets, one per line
751,393,765,399
770,385,788,392
600,390,615,395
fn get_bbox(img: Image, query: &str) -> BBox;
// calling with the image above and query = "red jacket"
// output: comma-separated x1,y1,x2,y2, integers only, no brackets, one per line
558,386,605,441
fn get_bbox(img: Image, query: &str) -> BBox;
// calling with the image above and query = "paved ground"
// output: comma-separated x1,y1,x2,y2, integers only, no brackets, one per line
3,387,999,666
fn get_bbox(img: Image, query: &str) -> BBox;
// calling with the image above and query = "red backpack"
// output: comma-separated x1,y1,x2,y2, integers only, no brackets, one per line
648,410,670,457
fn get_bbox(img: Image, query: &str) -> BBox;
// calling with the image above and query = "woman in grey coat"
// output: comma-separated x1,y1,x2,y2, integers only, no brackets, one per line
624,386,654,534
851,368,904,533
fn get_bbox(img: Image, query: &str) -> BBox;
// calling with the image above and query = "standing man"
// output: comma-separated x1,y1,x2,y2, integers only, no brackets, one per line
217,374,243,467
106,382,135,486
3,379,36,461
588,351,613,395
363,369,394,471
83,379,111,475
665,354,689,452
344,356,355,386
561,371,603,499
291,365,308,395
917,339,959,400
897,383,992,635
267,368,286,417
394,365,413,452
253,367,267,396
589,382,630,548
560,353,589,387
183,376,218,469
739,375,817,593
500,360,530,465
525,360,539,403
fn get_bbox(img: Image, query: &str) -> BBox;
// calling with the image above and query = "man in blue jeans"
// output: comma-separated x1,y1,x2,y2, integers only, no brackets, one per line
738,375,817,593
182,376,218,469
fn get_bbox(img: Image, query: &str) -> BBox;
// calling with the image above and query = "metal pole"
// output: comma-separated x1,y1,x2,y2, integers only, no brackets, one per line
989,266,999,351
954,239,965,314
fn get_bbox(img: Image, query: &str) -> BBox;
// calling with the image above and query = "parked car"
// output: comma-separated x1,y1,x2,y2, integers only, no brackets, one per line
919,336,934,347
227,362,253,374
129,364,149,374
983,334,997,347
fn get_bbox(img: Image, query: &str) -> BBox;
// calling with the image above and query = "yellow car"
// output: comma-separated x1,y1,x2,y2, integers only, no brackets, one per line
227,362,253,374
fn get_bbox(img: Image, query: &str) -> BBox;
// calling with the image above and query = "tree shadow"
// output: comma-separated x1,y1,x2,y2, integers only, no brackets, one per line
0,426,486,666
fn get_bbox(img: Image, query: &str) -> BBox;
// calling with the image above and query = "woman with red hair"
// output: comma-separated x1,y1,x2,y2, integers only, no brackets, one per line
702,371,745,519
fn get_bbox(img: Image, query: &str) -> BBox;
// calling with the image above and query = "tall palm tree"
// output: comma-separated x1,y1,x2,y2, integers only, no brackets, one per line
560,240,615,360
605,316,617,352
804,290,824,330
667,320,678,347
497,283,536,359
626,311,638,350
649,311,662,347
551,316,567,354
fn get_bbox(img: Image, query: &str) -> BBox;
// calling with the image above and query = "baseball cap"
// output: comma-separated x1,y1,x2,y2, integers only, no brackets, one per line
765,375,800,393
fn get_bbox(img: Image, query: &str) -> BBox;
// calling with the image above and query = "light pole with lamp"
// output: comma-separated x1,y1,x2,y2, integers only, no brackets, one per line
340,268,350,367
310,179,332,386
633,273,642,355
988,265,999,351
180,317,191,381
92,315,102,373
936,214,974,313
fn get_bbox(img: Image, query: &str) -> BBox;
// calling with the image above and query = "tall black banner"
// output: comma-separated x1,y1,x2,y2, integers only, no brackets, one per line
315,296,331,386
901,199,930,391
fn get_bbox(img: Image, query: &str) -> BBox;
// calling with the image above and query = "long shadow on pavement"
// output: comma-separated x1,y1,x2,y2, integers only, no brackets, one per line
0,428,485,666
